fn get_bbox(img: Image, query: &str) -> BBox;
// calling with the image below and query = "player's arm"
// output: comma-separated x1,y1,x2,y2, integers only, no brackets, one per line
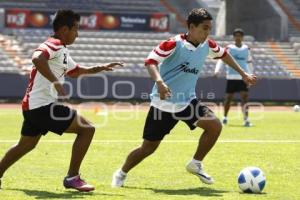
32,51,66,96
66,62,124,78
146,63,171,100
214,59,224,77
221,53,257,86
144,38,176,100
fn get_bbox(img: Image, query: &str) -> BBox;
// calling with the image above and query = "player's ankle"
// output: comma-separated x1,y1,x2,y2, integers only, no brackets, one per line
191,158,202,165
119,169,127,176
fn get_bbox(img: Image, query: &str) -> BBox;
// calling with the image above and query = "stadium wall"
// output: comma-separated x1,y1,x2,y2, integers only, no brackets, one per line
225,0,288,41
1,74,299,102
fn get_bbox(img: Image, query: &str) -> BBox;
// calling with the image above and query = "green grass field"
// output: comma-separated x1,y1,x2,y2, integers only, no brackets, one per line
0,106,299,200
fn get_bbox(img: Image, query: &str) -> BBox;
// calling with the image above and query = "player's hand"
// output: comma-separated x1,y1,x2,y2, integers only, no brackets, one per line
99,62,124,71
157,80,171,100
242,73,257,87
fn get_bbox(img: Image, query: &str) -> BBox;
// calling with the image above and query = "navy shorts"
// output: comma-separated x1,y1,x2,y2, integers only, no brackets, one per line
21,103,76,137
143,99,214,141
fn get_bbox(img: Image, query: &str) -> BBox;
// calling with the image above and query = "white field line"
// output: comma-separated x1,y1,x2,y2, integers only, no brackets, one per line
0,139,300,143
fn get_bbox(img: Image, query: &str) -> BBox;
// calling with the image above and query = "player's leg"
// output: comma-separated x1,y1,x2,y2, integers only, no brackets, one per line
62,114,95,192
64,115,95,177
182,100,222,184
112,106,177,187
223,93,234,124
0,135,41,181
121,140,161,173
111,139,161,187
240,91,251,127
112,141,164,188
46,103,95,191
193,117,222,161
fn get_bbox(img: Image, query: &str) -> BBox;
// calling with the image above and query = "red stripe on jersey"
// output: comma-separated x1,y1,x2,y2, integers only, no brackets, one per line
47,37,64,46
35,48,50,59
158,40,176,52
45,43,61,51
214,48,228,59
208,39,217,49
213,46,220,53
154,49,171,57
66,64,80,76
145,59,158,66
22,68,38,111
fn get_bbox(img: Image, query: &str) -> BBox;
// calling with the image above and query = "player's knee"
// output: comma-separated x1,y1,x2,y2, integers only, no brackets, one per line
78,124,95,137
18,142,38,152
85,124,95,136
207,119,222,136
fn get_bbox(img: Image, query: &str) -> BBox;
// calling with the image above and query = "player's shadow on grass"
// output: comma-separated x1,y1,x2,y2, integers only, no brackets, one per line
8,188,124,199
125,186,228,197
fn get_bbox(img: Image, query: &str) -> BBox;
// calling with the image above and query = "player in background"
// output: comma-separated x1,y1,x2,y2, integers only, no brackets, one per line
0,10,123,191
112,9,257,187
214,28,254,127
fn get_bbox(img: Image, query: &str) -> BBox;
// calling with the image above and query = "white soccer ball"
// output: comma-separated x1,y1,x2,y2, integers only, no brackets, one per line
293,105,300,112
238,166,266,193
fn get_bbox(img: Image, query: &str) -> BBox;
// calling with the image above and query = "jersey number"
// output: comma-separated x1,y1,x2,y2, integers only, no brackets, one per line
63,53,67,64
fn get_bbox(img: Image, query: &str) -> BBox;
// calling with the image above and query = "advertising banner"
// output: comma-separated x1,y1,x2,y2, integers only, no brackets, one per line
5,9,169,32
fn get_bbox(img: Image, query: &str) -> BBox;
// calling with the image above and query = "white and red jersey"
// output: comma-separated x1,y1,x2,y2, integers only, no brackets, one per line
22,37,79,111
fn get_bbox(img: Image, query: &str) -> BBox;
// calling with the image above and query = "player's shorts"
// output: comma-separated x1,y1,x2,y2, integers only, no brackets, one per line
143,99,214,141
21,103,76,137
226,80,248,93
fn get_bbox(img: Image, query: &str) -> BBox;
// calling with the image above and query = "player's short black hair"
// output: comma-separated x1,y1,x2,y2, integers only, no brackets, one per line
233,28,244,36
186,8,213,28
52,10,80,32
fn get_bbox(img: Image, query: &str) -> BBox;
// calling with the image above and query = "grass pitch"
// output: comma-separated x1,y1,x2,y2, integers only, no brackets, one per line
0,105,299,200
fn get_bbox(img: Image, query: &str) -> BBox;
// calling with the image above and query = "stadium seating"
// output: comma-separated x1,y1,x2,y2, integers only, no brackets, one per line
0,28,293,79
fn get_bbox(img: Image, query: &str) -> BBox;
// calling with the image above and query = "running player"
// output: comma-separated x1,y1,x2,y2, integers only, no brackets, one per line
112,9,256,187
0,10,123,191
215,28,253,127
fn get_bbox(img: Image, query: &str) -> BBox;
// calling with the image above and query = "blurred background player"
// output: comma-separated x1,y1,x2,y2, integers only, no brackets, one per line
0,10,123,191
214,28,254,127
112,9,257,188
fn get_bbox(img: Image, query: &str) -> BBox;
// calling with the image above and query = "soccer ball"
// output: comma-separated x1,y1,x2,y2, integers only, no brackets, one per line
293,105,300,112
238,167,266,193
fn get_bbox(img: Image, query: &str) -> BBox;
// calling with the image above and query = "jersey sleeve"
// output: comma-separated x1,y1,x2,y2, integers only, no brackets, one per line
208,39,227,59
144,38,176,66
34,42,61,60
66,55,80,76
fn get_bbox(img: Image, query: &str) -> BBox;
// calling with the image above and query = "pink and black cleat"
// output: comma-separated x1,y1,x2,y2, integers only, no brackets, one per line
63,175,94,192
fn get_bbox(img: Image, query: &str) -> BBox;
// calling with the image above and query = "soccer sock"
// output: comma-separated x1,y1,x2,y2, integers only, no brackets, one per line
66,174,79,181
191,158,202,164
119,169,127,176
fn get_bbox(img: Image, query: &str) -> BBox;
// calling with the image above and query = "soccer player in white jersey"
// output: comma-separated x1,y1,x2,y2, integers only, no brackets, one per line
0,10,123,191
112,9,257,187
214,28,254,127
